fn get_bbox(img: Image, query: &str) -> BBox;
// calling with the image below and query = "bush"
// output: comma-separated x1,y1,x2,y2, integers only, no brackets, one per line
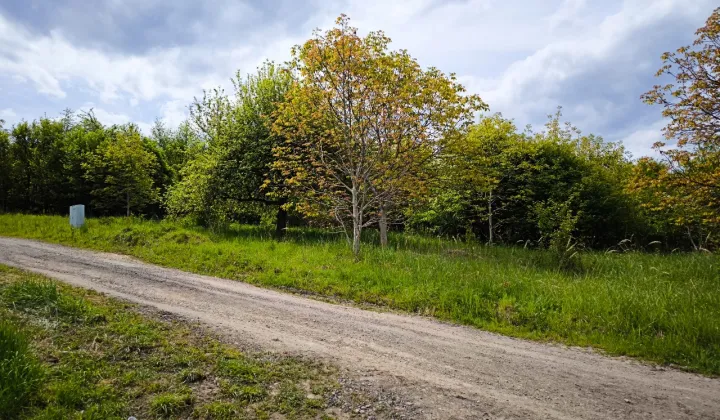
534,197,583,272
0,320,44,419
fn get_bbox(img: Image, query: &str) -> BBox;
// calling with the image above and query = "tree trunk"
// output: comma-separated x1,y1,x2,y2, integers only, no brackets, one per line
379,204,388,248
488,189,493,245
687,226,698,250
275,205,288,239
126,191,130,217
351,186,361,259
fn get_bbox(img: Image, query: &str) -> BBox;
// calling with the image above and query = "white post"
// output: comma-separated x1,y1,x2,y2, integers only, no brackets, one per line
70,204,85,228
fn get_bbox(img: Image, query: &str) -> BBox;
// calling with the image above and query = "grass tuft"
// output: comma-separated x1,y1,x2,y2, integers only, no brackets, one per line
179,368,206,384
0,320,44,419
149,392,194,417
220,382,267,403
193,401,241,419
2,279,92,321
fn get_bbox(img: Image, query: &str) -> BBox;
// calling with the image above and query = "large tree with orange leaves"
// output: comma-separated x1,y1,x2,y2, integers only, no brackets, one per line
636,8,720,248
642,8,720,156
273,15,485,257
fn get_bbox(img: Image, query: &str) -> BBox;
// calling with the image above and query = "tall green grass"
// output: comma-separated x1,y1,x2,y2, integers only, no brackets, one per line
1,214,718,375
0,320,44,419
3,279,94,321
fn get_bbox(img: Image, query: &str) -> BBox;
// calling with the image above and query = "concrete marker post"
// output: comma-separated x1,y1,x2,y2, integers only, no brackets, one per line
70,204,85,228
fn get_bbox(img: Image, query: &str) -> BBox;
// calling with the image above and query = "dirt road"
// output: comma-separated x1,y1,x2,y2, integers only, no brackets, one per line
1,237,718,419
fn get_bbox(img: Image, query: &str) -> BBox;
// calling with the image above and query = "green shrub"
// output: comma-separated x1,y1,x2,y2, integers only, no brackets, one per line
0,320,44,419
534,197,583,272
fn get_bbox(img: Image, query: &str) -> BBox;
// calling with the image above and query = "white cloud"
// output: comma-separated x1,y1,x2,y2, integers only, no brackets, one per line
481,1,670,111
0,4,315,143
467,0,716,157
77,103,131,126
0,11,299,106
546,0,587,30
0,108,17,119
620,120,666,159
330,0,552,64
158,99,189,129
77,103,161,134
136,121,153,135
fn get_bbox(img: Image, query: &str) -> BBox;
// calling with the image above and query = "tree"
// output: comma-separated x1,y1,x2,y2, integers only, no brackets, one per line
642,7,720,157
8,119,66,213
408,110,634,249
273,15,485,257
628,156,719,249
533,110,634,248
141,135,174,217
169,62,292,235
638,7,720,248
151,119,202,181
62,110,107,211
83,126,159,216
164,149,219,224
439,114,520,244
0,121,10,211
221,62,293,236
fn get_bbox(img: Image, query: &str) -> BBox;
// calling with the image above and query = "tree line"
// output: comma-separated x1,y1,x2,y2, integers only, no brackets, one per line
1,11,718,257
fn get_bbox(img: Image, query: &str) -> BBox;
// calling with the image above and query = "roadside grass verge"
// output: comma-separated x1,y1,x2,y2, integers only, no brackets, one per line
0,264,364,419
0,214,718,375
0,319,44,419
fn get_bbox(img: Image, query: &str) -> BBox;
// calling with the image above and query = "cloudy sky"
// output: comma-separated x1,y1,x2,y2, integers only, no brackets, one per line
0,0,716,158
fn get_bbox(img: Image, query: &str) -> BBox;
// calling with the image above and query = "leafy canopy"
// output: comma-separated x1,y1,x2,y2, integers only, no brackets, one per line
273,15,485,255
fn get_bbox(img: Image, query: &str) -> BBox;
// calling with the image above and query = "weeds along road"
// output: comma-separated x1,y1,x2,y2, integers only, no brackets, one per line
1,237,718,420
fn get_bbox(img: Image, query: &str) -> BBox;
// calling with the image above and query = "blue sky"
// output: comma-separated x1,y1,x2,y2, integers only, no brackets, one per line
0,0,716,157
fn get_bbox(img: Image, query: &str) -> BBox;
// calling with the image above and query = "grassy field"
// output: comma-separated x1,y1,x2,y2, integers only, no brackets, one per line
0,265,384,419
0,214,718,376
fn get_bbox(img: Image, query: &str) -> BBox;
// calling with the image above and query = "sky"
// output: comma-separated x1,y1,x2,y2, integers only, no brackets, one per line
0,0,717,158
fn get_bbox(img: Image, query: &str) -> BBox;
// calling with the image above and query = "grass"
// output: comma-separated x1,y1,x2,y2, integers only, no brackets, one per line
0,214,719,376
0,320,44,419
0,264,370,419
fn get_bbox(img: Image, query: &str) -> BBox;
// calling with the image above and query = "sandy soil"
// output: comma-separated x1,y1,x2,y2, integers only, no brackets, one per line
1,237,718,420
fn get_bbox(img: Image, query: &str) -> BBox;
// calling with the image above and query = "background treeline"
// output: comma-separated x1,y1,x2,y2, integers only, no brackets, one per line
0,104,713,252
0,111,188,218
1,11,718,255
